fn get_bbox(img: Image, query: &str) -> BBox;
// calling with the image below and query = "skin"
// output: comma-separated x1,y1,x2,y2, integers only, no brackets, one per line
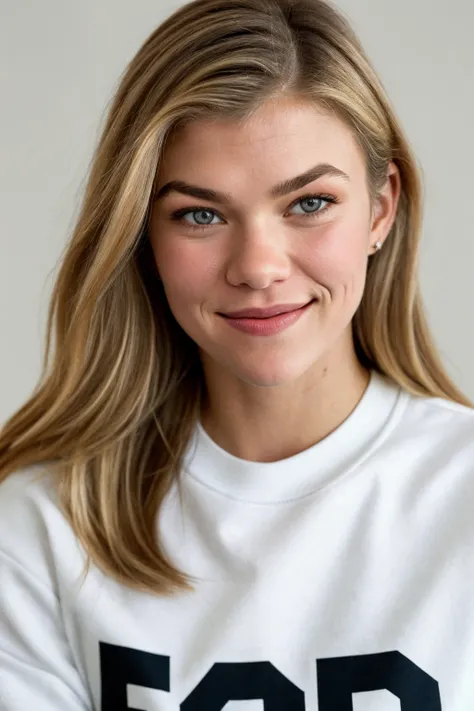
149,96,401,463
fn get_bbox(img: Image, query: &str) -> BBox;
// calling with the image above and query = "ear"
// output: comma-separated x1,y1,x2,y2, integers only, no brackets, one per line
368,162,401,255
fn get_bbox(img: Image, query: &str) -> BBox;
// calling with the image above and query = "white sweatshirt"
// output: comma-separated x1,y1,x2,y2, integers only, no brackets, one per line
1,369,474,710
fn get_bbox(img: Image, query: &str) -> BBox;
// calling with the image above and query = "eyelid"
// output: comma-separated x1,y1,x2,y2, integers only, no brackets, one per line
170,192,340,222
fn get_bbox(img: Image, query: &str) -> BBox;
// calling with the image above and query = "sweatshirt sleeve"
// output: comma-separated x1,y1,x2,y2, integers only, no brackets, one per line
0,472,92,710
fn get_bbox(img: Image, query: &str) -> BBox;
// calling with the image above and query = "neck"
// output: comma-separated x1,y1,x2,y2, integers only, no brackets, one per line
199,341,371,464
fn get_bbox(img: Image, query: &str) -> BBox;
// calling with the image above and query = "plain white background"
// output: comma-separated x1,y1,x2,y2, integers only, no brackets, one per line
1,0,473,426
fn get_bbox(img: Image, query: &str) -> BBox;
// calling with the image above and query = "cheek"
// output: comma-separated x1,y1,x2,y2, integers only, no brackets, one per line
305,213,370,286
150,237,216,306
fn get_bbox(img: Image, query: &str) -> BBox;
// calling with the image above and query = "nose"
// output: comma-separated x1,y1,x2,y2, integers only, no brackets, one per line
225,228,292,289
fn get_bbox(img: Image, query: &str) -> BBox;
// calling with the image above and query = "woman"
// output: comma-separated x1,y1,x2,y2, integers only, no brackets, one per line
0,0,472,708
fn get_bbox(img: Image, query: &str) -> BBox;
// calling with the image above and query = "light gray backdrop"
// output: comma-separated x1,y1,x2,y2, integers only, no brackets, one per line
1,0,473,426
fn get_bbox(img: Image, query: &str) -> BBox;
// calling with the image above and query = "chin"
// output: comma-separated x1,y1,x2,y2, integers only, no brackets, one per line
231,356,316,388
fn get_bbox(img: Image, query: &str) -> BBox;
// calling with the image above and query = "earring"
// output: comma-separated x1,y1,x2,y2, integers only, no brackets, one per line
374,240,383,252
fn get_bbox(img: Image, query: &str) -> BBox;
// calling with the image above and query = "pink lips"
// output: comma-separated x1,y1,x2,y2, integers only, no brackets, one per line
220,300,315,336
222,301,313,319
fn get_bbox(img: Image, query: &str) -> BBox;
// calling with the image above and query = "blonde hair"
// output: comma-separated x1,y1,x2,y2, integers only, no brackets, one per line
0,0,471,596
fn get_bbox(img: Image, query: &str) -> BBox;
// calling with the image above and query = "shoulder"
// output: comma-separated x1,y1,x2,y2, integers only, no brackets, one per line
393,385,474,441
0,463,56,521
385,388,474,494
0,464,83,587
0,463,60,531
369,382,474,490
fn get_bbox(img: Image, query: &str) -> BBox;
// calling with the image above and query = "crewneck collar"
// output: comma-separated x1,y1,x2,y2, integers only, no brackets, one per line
182,369,408,504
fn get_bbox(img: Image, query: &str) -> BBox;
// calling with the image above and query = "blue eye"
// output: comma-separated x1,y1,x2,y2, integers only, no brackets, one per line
169,193,340,232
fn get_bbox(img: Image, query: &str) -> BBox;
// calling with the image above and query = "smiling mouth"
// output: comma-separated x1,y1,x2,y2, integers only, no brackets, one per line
220,300,316,320
237,301,315,320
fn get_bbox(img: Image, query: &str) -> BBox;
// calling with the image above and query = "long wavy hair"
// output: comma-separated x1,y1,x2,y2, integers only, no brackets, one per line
0,0,471,596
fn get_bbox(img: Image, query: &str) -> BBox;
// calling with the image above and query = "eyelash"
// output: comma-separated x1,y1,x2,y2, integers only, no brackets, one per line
169,193,340,232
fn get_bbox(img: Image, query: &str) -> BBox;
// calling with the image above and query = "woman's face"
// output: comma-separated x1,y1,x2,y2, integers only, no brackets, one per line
148,97,400,388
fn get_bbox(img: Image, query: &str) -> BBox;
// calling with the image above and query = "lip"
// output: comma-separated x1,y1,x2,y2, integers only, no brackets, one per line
220,300,315,336
221,301,313,319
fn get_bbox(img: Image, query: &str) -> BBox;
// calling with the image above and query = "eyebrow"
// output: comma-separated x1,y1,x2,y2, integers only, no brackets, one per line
153,162,350,205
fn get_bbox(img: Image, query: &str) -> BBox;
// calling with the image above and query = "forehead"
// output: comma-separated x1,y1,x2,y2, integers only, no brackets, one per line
159,98,367,190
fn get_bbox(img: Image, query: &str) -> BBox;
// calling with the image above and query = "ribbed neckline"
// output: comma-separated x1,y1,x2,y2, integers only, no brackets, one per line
182,369,408,504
